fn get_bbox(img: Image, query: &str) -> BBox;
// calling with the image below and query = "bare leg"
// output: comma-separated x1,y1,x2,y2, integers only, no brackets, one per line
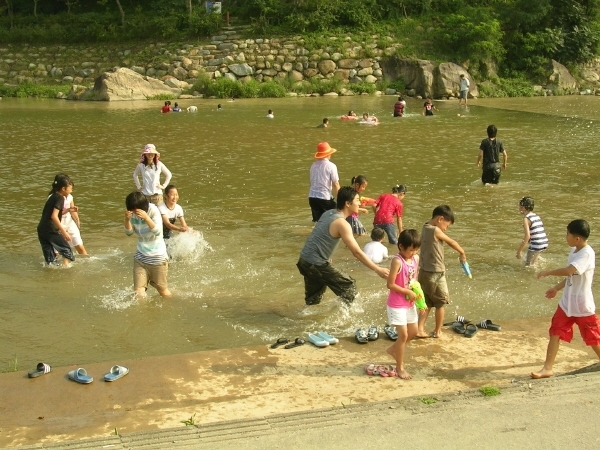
531,335,560,379
416,308,430,337
591,345,600,360
386,323,418,379
74,244,88,255
158,288,172,297
432,306,445,338
134,288,147,298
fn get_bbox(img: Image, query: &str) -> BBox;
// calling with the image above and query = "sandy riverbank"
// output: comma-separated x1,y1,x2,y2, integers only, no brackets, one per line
1,316,599,448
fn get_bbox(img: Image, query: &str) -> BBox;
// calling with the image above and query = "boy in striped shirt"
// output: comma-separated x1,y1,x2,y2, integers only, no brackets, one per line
125,191,171,297
516,196,549,266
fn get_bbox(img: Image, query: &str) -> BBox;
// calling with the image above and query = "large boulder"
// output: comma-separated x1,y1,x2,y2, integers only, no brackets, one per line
434,62,478,98
78,67,181,101
380,58,435,97
546,60,577,93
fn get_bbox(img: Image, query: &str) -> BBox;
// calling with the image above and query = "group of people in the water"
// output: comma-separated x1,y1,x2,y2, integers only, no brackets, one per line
37,143,189,299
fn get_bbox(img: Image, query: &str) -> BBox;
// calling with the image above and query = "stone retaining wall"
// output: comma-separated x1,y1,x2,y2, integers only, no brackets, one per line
0,28,399,92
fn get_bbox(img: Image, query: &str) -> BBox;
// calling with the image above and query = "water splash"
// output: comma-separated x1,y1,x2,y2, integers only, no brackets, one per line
166,228,212,262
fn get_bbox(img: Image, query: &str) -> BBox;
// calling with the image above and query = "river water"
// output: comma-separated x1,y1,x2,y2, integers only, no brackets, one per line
1,94,599,369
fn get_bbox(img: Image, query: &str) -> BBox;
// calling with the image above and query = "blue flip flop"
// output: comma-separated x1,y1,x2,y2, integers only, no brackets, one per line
68,368,93,384
104,365,129,382
308,333,329,347
317,331,339,345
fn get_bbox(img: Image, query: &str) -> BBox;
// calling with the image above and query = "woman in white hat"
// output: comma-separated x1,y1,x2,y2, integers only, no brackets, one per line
133,144,172,206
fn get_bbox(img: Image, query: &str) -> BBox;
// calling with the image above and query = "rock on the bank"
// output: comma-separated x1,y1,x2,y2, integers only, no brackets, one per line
75,67,181,101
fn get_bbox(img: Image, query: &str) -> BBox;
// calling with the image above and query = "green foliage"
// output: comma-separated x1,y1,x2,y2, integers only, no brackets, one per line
1,355,18,373
189,76,288,99
181,413,196,426
419,397,437,405
0,84,65,98
348,82,376,95
479,386,501,397
146,94,177,101
433,7,505,69
257,81,288,98
478,77,537,98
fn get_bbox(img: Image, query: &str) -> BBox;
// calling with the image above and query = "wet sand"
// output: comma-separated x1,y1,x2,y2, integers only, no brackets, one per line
1,316,599,448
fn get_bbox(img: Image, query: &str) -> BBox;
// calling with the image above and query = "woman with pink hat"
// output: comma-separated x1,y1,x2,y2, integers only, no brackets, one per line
133,144,172,206
308,142,340,222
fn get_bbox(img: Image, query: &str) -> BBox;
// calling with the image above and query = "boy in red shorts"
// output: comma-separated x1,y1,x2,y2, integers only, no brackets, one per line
532,219,600,379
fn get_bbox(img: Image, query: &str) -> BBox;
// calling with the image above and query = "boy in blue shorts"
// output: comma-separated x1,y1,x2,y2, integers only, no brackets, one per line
532,219,600,379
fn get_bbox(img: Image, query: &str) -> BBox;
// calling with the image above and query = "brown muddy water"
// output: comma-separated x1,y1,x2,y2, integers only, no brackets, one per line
1,94,599,369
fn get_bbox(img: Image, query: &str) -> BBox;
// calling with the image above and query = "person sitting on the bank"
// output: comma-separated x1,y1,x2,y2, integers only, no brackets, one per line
297,186,389,306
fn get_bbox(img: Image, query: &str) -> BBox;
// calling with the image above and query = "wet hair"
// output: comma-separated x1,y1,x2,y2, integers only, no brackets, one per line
174,102,179,107
519,196,535,211
431,205,455,224
487,124,498,138
268,109,273,114
125,191,149,212
351,175,368,187
323,118,329,124
49,173,73,194
567,219,590,240
336,186,358,210
348,110,354,115
392,184,406,194
163,184,177,196
398,96,404,101
398,229,421,250
371,228,385,242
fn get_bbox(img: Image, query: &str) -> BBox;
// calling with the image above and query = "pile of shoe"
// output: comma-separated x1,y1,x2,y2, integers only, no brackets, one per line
445,316,501,338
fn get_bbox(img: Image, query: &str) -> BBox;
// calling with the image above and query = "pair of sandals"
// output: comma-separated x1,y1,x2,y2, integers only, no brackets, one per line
365,363,398,377
270,337,305,349
356,325,398,343
446,316,501,338
68,365,129,384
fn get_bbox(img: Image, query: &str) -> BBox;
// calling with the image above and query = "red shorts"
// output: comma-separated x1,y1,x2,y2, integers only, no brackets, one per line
549,306,600,346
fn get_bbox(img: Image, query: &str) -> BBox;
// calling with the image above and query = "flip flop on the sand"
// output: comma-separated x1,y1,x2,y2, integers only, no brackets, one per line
384,324,398,341
28,362,52,378
451,322,467,335
284,338,305,349
67,368,93,384
317,331,339,345
307,333,329,347
444,315,471,326
365,364,390,376
476,319,501,331
464,323,478,338
104,365,129,382
355,329,369,344
270,338,290,349
367,326,379,341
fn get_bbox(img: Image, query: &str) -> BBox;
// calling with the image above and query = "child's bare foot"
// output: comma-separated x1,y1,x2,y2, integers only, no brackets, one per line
531,368,553,379
415,332,429,339
398,368,412,380
430,331,441,338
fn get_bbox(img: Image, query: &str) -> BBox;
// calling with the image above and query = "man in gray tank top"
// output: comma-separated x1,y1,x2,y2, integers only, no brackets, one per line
297,187,389,305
